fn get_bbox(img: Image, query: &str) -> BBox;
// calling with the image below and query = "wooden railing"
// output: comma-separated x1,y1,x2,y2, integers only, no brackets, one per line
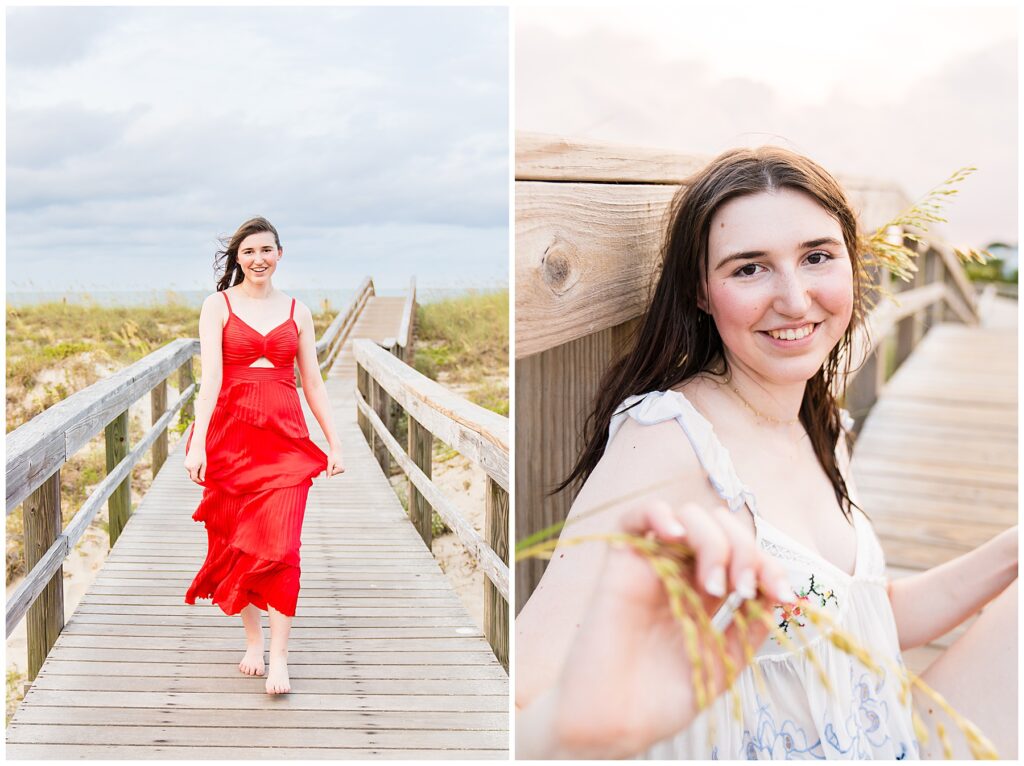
5,340,198,678
313,276,375,376
514,132,980,610
353,338,510,670
5,283,375,680
843,235,979,427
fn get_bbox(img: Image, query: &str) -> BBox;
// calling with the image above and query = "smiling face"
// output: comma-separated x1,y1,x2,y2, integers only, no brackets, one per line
701,187,854,386
236,231,282,282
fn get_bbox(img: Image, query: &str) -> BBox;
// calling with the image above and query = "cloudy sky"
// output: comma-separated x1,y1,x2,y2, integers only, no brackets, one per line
7,6,508,293
517,5,1017,247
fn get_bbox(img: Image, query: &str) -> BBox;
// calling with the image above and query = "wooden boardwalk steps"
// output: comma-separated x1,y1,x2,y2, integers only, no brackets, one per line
6,291,509,759
851,295,1018,672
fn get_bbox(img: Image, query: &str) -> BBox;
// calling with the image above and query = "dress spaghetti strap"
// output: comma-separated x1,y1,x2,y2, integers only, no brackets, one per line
222,291,233,314
289,298,296,320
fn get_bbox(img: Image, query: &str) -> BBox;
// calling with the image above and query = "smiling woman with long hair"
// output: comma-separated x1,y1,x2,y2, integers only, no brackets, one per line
515,148,1017,759
183,216,345,695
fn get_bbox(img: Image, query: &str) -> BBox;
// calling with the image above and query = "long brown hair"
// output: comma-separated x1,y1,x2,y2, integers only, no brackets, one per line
557,147,867,522
214,216,282,292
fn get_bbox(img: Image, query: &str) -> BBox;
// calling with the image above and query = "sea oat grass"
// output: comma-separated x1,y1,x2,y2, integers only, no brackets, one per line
520,527,999,759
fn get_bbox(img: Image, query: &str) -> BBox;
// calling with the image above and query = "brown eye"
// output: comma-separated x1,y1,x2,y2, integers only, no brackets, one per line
806,251,832,265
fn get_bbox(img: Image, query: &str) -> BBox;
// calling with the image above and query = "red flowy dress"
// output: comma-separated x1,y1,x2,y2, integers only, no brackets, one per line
184,292,327,617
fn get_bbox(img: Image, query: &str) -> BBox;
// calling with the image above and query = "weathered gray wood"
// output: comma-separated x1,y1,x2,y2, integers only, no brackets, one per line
150,379,168,475
6,338,197,514
353,339,509,490
177,358,195,424
355,392,509,601
852,307,1016,674
316,276,372,359
370,377,392,475
23,472,64,680
105,409,131,545
396,276,417,364
483,476,508,671
6,744,506,760
6,533,67,638
407,415,433,547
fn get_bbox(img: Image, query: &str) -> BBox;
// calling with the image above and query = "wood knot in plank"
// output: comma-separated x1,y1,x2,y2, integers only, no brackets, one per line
540,237,580,295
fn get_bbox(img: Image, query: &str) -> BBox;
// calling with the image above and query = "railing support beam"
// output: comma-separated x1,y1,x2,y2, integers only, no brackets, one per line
23,472,63,681
105,410,131,545
484,476,509,671
407,416,433,547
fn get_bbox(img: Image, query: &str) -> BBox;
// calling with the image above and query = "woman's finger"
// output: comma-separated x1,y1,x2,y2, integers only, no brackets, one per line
674,502,731,598
619,500,687,542
709,506,760,600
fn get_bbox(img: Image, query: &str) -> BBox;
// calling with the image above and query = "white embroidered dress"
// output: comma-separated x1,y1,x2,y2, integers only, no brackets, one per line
607,390,919,760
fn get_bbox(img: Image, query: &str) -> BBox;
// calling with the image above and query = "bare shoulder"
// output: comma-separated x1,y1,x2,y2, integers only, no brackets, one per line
567,412,718,535
200,291,229,322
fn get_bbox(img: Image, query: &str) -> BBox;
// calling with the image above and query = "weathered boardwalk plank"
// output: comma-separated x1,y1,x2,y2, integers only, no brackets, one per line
852,296,1017,673
7,293,509,759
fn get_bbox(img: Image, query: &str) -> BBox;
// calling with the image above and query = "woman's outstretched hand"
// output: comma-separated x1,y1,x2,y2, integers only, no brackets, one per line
326,445,345,477
519,500,794,760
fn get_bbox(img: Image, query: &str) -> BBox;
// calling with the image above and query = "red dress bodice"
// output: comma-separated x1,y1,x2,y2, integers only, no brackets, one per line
220,292,299,369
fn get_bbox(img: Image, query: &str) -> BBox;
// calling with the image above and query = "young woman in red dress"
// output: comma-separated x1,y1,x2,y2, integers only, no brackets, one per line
183,216,345,695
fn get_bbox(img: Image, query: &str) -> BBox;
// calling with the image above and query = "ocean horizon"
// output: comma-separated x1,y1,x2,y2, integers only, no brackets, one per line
6,285,502,310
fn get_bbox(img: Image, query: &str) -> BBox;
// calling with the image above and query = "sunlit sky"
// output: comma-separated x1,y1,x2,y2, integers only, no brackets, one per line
7,6,508,293
517,4,1017,247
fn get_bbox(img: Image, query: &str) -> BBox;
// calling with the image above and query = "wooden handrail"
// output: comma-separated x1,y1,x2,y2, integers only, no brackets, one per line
6,338,198,514
396,276,416,352
353,338,509,669
316,276,374,373
354,339,508,489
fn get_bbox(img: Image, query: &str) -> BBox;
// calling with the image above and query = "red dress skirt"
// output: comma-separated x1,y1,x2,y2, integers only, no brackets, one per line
184,293,327,616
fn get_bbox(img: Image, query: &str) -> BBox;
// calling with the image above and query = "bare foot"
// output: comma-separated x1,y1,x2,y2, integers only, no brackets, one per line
265,656,291,694
238,644,265,676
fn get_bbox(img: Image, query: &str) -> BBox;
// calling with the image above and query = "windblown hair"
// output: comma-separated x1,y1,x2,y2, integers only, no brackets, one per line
557,147,868,522
214,216,282,292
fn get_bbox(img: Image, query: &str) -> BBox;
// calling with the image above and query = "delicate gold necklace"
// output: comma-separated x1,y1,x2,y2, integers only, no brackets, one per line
728,382,800,426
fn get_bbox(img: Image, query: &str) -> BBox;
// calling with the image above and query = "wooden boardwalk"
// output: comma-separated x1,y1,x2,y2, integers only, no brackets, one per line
852,295,1017,672
6,293,509,759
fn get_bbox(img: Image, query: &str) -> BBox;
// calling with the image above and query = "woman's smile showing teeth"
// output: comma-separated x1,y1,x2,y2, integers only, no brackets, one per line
760,322,820,346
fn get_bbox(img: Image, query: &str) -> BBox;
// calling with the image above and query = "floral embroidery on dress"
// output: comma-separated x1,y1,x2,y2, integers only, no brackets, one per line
772,573,839,641
740,697,826,759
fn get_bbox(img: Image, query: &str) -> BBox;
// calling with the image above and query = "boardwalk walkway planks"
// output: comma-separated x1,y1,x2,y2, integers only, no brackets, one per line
7,292,509,759
852,295,1017,673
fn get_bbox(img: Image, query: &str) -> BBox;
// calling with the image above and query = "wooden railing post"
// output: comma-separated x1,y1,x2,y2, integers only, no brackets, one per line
178,359,195,425
484,476,509,671
356,362,370,443
151,378,168,476
105,410,131,545
894,237,925,370
370,379,391,475
407,416,433,546
924,248,941,328
23,471,63,681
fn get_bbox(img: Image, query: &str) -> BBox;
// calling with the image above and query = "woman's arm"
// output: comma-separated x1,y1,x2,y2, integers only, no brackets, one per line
887,527,1017,650
516,417,790,758
189,295,226,445
293,301,343,454
838,430,1018,650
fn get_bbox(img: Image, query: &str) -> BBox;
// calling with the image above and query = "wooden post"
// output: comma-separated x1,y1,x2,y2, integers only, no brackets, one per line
484,476,509,671
370,379,391,475
845,350,881,432
407,416,433,547
105,409,132,545
151,378,168,476
924,249,941,329
23,472,64,681
177,359,195,425
356,363,370,443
